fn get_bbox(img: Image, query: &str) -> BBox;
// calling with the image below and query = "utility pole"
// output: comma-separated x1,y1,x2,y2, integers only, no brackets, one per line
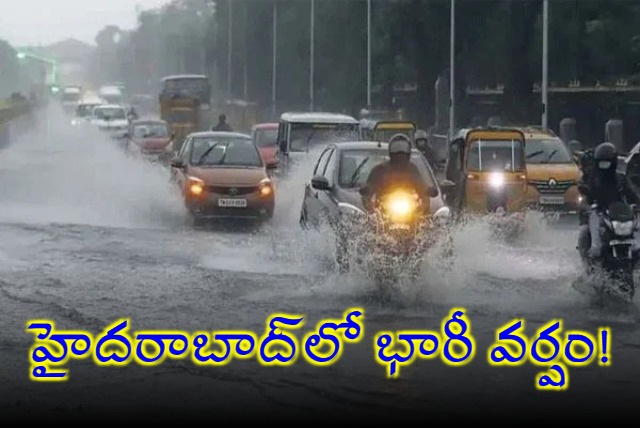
449,0,455,141
542,0,549,128
227,0,233,101
272,1,278,116
309,0,315,112
367,0,372,109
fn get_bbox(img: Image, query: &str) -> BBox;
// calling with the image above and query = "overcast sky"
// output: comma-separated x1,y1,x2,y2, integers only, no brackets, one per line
0,0,170,46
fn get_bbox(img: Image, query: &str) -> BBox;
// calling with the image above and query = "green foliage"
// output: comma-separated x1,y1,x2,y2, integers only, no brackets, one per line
0,38,21,99
93,0,640,123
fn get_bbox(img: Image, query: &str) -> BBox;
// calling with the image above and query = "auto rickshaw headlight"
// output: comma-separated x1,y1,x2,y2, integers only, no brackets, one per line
259,178,273,197
188,176,205,196
489,172,505,189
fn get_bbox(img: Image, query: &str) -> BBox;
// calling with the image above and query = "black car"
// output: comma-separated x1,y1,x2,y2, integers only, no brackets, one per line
299,141,449,229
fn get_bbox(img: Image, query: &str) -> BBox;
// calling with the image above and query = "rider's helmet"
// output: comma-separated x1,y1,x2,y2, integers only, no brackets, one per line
414,129,428,150
388,134,412,165
593,142,617,173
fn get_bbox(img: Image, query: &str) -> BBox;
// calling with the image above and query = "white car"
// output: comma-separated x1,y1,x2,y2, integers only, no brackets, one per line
90,105,130,134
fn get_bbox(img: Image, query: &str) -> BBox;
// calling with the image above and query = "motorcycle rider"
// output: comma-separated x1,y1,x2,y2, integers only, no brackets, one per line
360,134,432,212
414,129,438,168
211,114,233,132
578,142,640,260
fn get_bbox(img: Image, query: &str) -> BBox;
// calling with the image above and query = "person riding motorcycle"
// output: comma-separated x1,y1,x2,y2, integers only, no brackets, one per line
414,129,438,168
360,134,430,213
578,142,640,259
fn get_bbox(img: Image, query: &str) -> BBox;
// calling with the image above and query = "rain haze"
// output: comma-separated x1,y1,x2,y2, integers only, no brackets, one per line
0,0,168,45
1,0,640,424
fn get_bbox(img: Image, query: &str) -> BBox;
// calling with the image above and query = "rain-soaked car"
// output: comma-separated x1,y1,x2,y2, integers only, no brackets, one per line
299,141,447,226
170,131,275,222
251,123,279,168
126,119,174,163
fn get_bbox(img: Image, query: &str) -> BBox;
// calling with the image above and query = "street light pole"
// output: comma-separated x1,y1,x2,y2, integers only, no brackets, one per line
16,51,58,86
367,0,372,110
272,0,278,116
542,0,549,129
227,0,233,101
449,0,455,141
310,0,315,112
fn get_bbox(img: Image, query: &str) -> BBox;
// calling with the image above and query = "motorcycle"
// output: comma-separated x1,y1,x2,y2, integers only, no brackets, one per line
485,173,525,241
337,189,451,291
579,201,639,301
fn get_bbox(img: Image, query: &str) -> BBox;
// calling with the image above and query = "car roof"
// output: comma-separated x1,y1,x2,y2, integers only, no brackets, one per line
161,74,208,81
330,140,422,154
280,112,359,124
187,131,252,139
132,119,167,125
94,104,125,109
252,123,278,130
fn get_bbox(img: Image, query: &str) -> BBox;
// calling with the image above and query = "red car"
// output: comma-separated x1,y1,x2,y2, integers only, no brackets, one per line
127,119,174,163
251,123,279,169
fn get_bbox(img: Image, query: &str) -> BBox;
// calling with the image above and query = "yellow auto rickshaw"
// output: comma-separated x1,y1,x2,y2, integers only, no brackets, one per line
442,128,528,219
360,119,416,143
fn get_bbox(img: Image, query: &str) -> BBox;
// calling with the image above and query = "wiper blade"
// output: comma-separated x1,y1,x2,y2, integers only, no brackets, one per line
197,143,220,164
349,157,370,187
526,150,544,159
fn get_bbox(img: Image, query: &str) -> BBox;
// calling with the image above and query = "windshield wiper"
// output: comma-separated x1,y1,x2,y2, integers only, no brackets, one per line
526,150,544,159
349,157,370,187
197,143,221,164
545,149,558,162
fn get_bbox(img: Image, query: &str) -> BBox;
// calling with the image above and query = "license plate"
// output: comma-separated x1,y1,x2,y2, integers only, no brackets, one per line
218,198,247,208
539,195,565,205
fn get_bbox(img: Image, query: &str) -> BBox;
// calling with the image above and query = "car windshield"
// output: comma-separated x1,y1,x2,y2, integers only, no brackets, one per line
133,123,168,138
190,137,262,167
62,92,80,102
289,123,360,152
467,139,525,172
169,109,194,123
94,107,126,120
373,127,415,143
338,149,436,189
525,138,573,164
254,129,278,147
76,104,99,117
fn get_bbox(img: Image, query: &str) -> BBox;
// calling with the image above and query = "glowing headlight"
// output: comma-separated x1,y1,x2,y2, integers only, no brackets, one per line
383,192,417,221
71,119,79,126
338,202,365,216
188,176,205,196
612,220,634,236
259,178,273,197
489,172,505,189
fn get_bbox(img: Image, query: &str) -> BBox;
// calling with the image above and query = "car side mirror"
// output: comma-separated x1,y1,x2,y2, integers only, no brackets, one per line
171,133,176,141
311,175,331,190
416,139,427,150
359,186,371,197
123,132,129,139
428,186,439,198
171,158,184,169
440,179,455,193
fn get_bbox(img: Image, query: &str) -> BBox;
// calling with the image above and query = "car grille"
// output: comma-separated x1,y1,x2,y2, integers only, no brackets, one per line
528,180,575,195
207,186,258,195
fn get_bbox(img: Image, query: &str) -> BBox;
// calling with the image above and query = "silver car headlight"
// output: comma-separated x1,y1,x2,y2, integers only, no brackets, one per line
433,206,451,224
338,202,365,217
612,220,634,236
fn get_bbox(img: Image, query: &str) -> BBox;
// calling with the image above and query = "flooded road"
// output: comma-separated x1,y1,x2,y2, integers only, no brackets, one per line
1,106,639,421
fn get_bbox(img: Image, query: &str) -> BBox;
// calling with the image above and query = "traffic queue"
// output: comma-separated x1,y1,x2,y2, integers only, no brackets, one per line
57,81,640,301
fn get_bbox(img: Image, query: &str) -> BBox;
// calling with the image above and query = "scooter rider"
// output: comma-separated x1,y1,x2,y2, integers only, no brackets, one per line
578,142,640,259
414,129,438,168
360,134,431,212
